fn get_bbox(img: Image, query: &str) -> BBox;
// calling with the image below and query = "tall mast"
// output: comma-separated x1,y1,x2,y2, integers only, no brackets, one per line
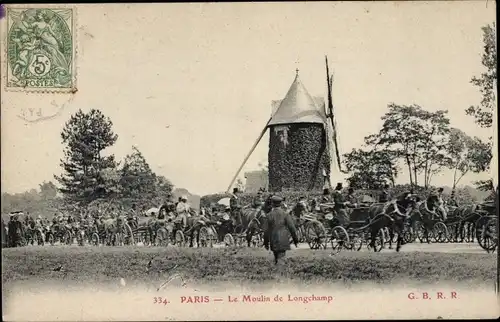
226,118,272,193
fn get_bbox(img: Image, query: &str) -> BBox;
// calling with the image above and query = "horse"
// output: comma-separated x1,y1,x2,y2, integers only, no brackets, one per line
359,195,418,252
408,194,442,243
241,205,269,247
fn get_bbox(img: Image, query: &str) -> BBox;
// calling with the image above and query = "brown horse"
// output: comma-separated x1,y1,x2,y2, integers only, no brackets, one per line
359,196,417,252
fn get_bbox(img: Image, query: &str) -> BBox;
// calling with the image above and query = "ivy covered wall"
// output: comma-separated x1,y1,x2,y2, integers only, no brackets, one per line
268,123,331,192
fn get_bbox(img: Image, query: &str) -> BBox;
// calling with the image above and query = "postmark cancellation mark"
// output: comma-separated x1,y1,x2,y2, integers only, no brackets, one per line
5,7,76,92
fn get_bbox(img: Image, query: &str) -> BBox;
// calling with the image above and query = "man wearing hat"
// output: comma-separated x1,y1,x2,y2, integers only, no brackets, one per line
434,187,447,221
8,212,23,247
379,184,390,203
230,188,243,229
332,183,350,227
252,190,265,209
176,196,191,229
345,187,358,208
321,188,332,203
448,190,459,207
263,195,299,265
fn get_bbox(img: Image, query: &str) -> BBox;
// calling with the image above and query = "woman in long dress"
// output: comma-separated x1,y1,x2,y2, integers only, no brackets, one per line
31,10,69,75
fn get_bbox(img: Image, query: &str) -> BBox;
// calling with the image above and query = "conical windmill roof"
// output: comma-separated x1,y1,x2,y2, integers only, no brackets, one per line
268,72,327,126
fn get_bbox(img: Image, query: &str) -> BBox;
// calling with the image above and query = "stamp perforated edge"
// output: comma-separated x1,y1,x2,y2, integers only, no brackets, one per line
2,4,78,94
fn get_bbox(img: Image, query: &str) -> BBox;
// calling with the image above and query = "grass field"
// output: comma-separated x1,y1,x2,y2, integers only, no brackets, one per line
2,245,497,292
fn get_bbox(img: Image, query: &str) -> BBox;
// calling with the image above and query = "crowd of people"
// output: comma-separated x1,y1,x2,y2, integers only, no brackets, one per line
2,184,494,253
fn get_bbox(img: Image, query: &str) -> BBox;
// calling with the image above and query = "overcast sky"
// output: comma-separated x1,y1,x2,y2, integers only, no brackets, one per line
1,2,497,196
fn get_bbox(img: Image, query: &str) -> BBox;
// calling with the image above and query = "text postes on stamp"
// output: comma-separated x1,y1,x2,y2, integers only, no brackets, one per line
5,7,76,92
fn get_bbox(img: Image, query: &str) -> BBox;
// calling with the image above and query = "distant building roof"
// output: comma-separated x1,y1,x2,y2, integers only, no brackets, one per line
268,71,327,126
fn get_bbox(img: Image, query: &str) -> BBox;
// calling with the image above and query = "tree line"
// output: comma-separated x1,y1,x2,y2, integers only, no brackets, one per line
51,109,174,212
343,23,496,192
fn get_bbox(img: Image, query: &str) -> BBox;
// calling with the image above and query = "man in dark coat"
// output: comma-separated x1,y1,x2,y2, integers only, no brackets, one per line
448,190,459,207
345,187,358,208
332,183,350,227
252,190,265,209
379,184,390,203
8,213,23,248
230,188,243,229
321,188,331,203
263,195,299,265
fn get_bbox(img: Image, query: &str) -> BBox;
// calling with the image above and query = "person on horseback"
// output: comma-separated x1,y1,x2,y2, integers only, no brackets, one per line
332,183,350,227
379,184,390,203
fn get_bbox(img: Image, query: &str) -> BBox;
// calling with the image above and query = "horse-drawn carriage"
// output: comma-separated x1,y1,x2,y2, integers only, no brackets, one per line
473,201,497,253
293,201,376,252
25,221,45,246
46,222,73,246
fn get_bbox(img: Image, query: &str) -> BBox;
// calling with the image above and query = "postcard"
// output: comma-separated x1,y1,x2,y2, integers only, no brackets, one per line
1,2,498,321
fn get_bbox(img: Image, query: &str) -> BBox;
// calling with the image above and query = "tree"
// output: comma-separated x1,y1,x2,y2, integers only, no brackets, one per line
119,146,157,203
466,23,497,129
365,104,450,188
343,148,399,189
152,175,174,206
39,181,58,200
446,128,492,190
54,109,118,204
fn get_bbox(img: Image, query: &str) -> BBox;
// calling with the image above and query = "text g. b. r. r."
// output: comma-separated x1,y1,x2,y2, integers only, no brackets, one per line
408,291,458,300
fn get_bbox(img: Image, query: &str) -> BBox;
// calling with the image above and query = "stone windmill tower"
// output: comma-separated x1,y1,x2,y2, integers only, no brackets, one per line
227,58,345,193
267,70,331,192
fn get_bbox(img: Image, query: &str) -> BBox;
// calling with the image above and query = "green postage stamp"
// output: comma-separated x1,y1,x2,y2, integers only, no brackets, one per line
5,7,76,92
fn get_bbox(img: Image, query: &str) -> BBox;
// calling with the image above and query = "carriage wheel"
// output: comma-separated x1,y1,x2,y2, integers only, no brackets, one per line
478,217,497,253
330,226,350,254
64,230,73,245
155,228,169,247
124,223,135,246
432,222,448,243
305,221,328,250
48,233,55,246
175,230,185,247
223,233,234,247
198,226,210,247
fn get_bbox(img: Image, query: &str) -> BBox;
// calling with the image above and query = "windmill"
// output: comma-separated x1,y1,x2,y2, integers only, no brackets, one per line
227,58,345,193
